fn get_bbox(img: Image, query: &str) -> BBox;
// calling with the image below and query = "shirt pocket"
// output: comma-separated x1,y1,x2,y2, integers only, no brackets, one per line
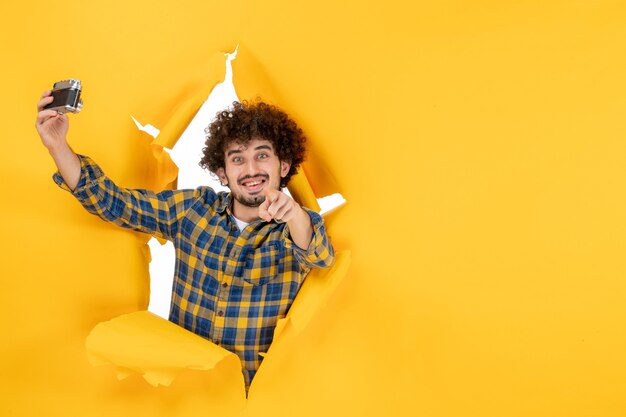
243,243,282,286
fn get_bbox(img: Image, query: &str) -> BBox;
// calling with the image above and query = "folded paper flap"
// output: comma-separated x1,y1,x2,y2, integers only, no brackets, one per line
283,250,351,332
147,95,206,191
85,250,350,388
272,316,291,339
154,93,207,150
141,371,178,387
86,311,237,373
287,170,321,213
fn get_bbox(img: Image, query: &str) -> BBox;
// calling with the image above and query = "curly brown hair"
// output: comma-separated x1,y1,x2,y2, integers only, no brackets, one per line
199,100,307,188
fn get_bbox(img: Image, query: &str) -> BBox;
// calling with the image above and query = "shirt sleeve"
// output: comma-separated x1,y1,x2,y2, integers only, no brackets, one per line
53,155,203,241
282,207,335,269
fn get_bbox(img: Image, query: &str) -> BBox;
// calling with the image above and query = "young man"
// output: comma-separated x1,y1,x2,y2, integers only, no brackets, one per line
36,92,335,388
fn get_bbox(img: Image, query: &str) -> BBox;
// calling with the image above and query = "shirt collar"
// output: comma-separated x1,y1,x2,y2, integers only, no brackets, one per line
216,191,275,226
216,192,232,214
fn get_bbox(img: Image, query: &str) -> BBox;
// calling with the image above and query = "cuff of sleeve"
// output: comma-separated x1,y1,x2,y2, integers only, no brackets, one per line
283,207,324,254
52,154,105,195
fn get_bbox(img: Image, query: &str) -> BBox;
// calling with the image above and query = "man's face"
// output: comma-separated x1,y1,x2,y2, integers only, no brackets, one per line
218,138,290,208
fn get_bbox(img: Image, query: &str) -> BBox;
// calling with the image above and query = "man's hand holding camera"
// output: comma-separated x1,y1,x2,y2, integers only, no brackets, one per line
36,91,69,151
36,90,81,191
36,79,83,151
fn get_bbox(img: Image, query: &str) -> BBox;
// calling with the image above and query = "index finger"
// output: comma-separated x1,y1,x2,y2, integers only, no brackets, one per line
37,95,54,112
264,187,280,202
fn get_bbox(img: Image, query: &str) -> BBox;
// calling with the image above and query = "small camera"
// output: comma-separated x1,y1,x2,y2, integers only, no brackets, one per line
45,79,83,114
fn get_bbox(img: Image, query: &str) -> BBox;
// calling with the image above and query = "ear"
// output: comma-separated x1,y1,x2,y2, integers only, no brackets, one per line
280,160,291,178
216,167,228,186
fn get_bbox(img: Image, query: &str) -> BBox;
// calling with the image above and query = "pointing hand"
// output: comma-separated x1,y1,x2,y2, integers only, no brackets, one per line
258,188,301,223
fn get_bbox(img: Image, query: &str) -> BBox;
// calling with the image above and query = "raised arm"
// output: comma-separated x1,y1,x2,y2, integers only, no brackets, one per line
51,155,202,241
36,90,206,242
36,90,81,190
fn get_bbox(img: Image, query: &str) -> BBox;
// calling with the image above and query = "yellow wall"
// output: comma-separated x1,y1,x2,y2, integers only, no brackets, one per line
2,1,626,416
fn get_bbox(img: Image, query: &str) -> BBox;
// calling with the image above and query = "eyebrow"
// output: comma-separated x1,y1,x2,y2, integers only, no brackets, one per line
226,144,273,157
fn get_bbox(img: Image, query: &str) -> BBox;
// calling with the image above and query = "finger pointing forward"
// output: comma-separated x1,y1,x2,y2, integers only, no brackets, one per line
258,188,275,221
259,188,284,222
264,188,280,203
266,188,284,217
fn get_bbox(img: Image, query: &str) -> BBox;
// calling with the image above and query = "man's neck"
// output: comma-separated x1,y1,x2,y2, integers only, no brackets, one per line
232,200,259,223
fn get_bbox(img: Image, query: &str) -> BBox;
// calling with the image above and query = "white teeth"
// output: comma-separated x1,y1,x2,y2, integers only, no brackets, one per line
241,178,265,187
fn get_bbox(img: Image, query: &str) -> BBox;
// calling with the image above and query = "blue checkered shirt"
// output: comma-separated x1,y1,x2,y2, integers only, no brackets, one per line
54,155,335,387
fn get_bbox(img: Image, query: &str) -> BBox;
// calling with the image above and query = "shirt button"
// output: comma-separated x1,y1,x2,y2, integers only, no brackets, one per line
222,282,228,288
218,310,224,317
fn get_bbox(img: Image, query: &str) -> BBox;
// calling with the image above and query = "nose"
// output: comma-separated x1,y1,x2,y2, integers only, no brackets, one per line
243,158,261,176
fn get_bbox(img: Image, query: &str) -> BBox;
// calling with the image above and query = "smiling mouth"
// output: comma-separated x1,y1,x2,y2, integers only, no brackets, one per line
239,175,269,193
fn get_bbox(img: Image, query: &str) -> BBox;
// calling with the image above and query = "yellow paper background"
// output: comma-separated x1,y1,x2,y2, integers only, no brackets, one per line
2,1,626,416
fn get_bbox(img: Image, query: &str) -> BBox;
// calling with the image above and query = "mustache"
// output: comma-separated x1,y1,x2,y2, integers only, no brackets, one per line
237,173,269,185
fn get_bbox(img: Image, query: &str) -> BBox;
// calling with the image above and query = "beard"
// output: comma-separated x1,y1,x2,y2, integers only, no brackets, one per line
225,170,283,208
232,191,266,208
229,172,271,207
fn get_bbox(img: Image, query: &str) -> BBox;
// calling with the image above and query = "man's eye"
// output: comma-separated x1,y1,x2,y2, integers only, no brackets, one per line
232,157,242,163
257,153,268,159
